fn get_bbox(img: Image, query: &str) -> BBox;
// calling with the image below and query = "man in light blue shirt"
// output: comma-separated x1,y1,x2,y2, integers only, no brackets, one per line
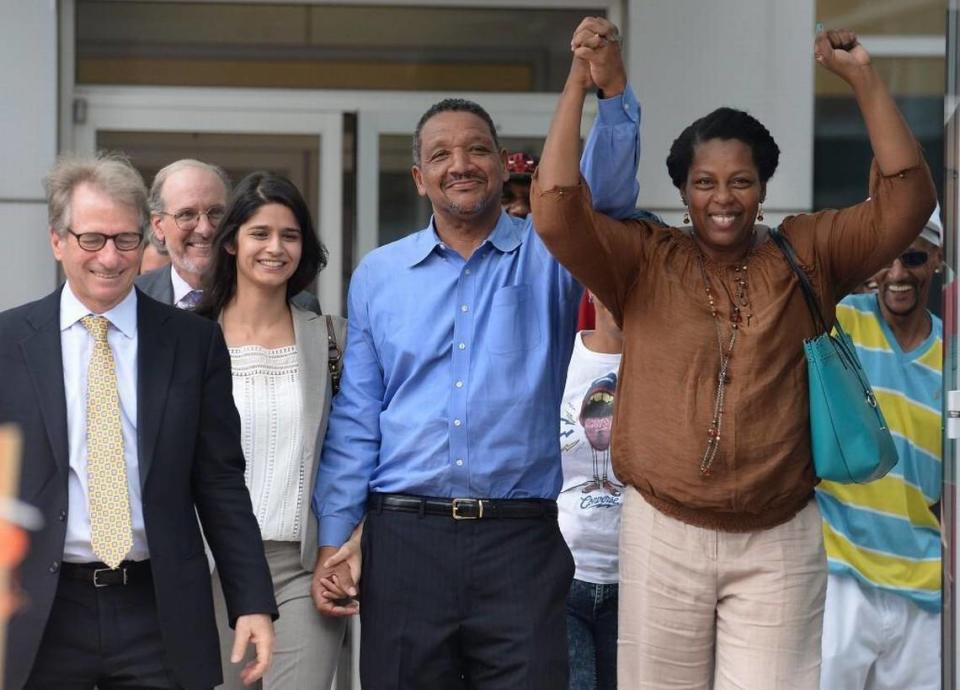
312,17,639,689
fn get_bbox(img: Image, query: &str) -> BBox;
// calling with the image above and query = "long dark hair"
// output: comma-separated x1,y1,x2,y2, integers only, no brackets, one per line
196,171,327,318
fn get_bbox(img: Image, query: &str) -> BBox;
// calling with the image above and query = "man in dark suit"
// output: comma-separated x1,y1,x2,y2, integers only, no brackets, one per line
137,159,321,313
0,152,277,689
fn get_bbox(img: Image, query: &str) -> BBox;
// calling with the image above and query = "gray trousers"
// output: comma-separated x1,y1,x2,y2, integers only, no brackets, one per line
213,541,347,690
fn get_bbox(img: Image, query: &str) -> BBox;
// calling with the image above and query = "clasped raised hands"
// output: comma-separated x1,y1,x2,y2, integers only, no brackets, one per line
567,16,627,97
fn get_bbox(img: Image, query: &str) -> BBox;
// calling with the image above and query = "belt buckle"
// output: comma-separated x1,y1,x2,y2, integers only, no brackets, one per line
451,498,483,520
93,566,126,588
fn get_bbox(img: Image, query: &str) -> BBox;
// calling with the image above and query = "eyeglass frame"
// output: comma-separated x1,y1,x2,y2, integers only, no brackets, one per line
66,229,144,252
155,206,226,231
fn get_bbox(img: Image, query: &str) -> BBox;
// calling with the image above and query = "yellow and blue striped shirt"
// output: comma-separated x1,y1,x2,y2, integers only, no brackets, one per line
817,293,942,612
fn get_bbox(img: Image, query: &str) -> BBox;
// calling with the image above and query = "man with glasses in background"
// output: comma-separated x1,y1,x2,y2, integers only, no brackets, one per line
0,152,277,689
137,159,321,312
817,205,944,690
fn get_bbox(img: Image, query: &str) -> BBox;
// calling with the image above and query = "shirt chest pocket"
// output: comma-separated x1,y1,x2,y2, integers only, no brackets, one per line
487,284,543,354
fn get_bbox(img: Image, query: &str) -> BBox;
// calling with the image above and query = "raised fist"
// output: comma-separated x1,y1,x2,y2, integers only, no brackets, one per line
815,29,871,83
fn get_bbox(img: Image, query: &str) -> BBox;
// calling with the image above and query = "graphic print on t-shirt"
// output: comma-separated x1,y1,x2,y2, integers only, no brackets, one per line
561,372,623,498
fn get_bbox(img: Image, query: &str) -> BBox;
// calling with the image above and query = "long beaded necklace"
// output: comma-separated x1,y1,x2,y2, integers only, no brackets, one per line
694,248,753,476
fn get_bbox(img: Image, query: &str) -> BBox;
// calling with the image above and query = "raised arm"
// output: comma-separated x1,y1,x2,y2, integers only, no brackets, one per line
816,29,920,175
572,17,640,218
803,30,936,290
534,28,653,323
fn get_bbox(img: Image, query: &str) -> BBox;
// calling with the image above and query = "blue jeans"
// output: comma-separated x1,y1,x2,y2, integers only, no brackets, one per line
566,578,619,690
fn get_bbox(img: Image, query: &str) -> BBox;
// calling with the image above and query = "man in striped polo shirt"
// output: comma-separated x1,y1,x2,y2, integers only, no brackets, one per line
817,206,944,690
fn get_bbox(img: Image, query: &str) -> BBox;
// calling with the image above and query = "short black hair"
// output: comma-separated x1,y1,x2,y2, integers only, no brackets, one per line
412,98,500,165
197,171,327,318
666,107,780,190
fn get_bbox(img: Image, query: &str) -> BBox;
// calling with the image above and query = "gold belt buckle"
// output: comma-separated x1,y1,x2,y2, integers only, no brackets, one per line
451,498,483,520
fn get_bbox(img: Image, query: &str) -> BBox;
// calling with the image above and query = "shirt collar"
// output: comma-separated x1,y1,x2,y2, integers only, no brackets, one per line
405,211,525,267
60,281,138,338
170,265,198,305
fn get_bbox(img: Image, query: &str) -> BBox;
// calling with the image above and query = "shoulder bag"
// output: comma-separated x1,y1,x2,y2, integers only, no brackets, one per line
770,227,898,483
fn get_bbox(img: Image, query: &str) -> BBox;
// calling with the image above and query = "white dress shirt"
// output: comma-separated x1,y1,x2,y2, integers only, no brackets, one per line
60,283,149,563
171,265,201,309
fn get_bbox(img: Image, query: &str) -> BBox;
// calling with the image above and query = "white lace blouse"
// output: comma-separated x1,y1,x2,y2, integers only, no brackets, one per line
229,344,305,542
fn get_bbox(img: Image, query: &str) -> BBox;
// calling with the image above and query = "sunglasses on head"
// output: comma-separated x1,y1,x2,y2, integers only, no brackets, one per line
895,250,929,268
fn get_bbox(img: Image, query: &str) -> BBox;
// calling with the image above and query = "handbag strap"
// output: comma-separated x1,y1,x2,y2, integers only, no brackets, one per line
769,227,831,335
325,315,343,395
769,226,862,367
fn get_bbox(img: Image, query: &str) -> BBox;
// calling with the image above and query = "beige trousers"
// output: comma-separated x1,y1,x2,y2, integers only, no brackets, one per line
618,488,826,690
212,541,347,690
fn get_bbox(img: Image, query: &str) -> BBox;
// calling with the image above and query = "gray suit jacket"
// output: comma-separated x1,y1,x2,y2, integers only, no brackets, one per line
292,305,347,571
136,265,324,315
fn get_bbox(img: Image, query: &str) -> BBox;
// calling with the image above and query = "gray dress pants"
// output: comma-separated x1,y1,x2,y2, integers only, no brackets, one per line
212,541,346,690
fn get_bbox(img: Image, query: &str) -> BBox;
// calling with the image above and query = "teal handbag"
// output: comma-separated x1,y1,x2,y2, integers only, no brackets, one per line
771,228,898,483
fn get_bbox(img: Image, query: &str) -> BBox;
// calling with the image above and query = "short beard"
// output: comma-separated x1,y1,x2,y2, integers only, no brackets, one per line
168,247,209,281
443,194,496,218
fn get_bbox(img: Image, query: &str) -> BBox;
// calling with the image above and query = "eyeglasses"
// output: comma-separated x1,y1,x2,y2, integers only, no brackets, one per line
67,229,144,252
157,207,226,231
896,250,929,268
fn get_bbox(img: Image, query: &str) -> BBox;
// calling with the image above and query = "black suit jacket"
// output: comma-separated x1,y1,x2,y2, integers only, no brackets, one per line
0,287,277,690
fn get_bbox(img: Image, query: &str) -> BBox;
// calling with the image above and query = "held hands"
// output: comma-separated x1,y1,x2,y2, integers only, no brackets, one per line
231,613,274,686
310,525,362,617
815,29,872,84
567,17,626,96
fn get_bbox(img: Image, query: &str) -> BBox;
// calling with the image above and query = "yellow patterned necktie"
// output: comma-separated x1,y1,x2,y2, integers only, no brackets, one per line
81,315,133,569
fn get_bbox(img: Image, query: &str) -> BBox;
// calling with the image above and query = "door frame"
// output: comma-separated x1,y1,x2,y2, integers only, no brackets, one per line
72,86,345,313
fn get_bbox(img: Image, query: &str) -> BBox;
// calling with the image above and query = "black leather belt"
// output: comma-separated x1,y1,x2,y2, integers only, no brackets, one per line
369,493,557,520
60,560,152,587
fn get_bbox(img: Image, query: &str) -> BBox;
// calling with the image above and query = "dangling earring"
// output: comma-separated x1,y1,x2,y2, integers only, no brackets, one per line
757,204,765,223
682,208,690,225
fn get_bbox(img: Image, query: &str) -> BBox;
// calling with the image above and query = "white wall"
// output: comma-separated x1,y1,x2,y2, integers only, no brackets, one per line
627,0,816,226
0,0,59,310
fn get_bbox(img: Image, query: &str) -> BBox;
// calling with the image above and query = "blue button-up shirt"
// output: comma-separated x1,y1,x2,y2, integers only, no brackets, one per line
315,88,641,546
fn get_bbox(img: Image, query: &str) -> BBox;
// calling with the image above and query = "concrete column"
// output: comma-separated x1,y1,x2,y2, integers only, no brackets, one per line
0,0,59,310
626,0,816,226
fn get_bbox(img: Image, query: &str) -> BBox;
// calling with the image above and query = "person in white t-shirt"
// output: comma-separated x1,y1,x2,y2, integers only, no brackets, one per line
559,292,624,690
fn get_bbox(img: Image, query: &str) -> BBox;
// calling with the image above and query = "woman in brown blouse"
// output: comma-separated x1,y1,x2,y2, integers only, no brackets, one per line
533,26,936,689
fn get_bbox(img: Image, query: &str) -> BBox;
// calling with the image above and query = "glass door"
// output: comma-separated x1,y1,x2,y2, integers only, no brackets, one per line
71,89,345,314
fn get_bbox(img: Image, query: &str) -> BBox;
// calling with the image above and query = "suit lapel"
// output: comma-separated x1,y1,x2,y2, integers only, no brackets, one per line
160,265,174,304
293,306,328,438
136,291,175,489
21,290,69,475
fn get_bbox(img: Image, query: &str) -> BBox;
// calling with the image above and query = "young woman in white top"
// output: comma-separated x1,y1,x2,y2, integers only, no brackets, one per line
197,172,352,689
558,293,623,690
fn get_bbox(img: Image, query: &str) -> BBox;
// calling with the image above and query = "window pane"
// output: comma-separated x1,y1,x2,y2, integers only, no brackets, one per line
816,0,946,35
76,1,605,92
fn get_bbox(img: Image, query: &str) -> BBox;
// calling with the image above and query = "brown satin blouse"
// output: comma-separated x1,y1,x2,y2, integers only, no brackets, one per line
532,155,936,531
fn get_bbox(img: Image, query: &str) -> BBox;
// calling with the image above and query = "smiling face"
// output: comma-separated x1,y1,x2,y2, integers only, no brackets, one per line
228,203,303,293
876,238,941,321
682,138,764,262
151,166,227,286
51,182,144,313
411,111,507,225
